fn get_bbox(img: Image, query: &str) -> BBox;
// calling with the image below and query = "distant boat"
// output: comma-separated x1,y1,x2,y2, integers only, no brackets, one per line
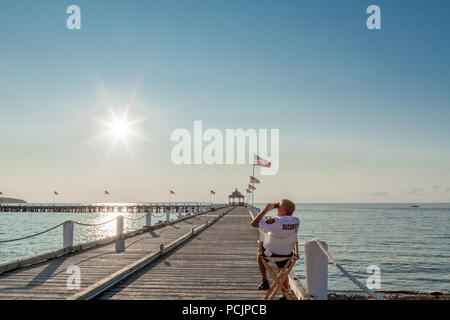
410,205,419,208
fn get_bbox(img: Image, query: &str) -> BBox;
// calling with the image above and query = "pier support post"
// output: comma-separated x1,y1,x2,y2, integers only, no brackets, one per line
188,207,192,215
63,220,74,249
145,212,152,227
166,208,170,222
305,240,328,300
116,215,125,252
177,208,182,218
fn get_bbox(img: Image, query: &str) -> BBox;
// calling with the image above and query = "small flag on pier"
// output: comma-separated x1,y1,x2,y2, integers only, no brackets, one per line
254,155,271,167
54,191,59,195
246,189,252,194
250,176,260,184
210,190,216,195
170,190,175,195
104,190,110,195
249,184,256,191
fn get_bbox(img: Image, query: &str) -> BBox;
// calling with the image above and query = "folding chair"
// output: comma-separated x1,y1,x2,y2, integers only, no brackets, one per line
258,233,299,300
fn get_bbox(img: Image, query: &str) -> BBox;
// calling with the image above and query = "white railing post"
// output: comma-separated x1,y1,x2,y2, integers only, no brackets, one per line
63,220,74,249
116,215,125,252
145,212,152,227
305,240,328,300
166,208,170,222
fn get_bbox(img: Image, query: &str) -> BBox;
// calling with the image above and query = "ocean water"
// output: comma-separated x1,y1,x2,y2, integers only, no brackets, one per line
0,203,449,293
254,203,450,292
0,206,183,264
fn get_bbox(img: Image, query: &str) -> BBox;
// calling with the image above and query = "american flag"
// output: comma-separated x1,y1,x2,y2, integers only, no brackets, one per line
246,189,252,194
248,184,256,191
104,190,110,195
210,190,216,195
254,155,271,167
54,191,59,196
170,190,175,195
250,176,260,184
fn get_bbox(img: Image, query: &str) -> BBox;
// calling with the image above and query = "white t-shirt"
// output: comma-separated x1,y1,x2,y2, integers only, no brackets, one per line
259,215,300,255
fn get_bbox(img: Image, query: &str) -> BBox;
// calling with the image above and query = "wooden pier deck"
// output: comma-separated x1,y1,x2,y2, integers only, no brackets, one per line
99,207,262,300
0,206,279,300
0,207,230,299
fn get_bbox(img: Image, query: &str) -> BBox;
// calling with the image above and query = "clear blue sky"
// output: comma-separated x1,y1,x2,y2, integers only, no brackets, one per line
0,0,449,203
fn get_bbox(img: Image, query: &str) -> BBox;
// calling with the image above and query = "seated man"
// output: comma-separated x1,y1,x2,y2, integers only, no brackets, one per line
250,199,299,291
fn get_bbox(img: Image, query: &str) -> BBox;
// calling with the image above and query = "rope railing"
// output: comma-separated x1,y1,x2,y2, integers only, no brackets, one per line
0,215,120,243
0,222,65,243
312,239,384,300
0,205,218,245
123,214,147,221
73,216,119,227
150,212,167,218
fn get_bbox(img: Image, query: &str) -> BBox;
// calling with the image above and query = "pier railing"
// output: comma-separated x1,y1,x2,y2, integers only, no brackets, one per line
0,203,228,274
247,206,383,300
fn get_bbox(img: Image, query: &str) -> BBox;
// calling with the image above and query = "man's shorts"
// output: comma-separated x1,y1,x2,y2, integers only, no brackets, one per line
261,249,293,269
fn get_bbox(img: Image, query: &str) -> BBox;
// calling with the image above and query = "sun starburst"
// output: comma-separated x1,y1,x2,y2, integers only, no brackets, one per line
95,106,148,155
104,110,134,144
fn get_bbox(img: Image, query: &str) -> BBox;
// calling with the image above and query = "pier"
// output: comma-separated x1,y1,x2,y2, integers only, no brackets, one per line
0,205,304,300
0,203,207,213
0,203,383,300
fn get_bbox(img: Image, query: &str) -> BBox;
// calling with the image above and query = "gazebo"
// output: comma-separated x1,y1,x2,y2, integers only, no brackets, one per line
228,188,244,206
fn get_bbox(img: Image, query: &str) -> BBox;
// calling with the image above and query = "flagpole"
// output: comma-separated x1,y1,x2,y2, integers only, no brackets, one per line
252,163,255,206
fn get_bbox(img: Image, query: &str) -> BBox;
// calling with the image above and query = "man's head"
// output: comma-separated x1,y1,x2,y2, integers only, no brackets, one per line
276,199,296,217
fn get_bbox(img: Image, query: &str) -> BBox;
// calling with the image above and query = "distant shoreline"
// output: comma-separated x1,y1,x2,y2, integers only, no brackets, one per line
0,197,26,204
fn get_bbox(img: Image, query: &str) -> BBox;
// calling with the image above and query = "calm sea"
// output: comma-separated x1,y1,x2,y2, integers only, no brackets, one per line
0,203,449,292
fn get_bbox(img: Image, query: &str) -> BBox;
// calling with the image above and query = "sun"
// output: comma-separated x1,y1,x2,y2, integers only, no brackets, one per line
104,110,134,144
109,117,131,140
96,106,146,149
91,105,150,161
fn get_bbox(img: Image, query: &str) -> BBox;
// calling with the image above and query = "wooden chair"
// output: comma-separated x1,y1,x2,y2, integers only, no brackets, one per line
258,233,299,300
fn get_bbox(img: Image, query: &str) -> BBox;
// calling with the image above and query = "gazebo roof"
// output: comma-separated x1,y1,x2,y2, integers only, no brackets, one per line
229,188,244,198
